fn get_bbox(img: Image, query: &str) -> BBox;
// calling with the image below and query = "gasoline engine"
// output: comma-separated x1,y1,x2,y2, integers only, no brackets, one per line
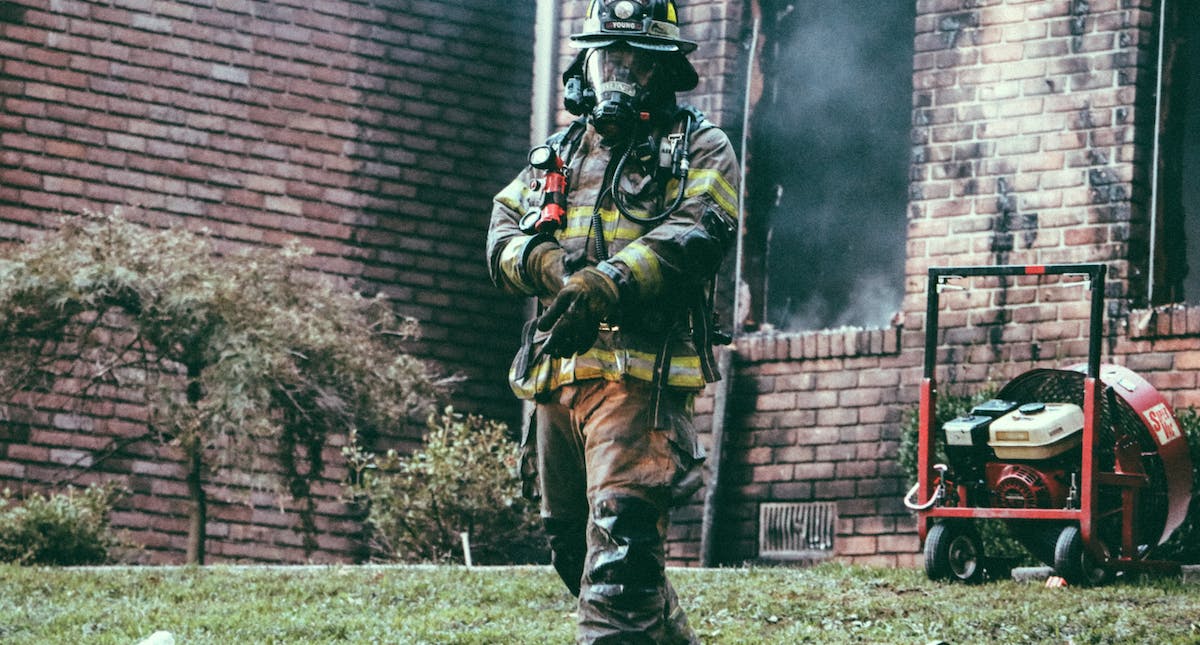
943,398,1082,512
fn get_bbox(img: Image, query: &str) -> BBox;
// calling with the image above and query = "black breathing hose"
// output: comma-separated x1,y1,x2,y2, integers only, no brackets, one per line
609,111,695,225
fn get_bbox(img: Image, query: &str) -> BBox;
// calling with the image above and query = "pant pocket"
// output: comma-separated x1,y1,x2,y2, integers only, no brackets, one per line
519,408,540,502
663,404,706,504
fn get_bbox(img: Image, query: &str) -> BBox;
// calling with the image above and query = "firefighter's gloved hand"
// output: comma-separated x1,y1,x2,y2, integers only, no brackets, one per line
537,267,619,358
526,242,566,297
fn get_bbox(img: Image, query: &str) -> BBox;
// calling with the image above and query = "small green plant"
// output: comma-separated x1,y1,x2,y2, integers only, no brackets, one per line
344,407,547,565
0,484,125,565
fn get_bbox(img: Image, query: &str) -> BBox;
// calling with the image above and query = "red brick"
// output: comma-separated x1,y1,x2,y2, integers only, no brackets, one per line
838,536,877,556
854,516,895,535
837,460,879,479
751,464,794,483
878,534,920,554
793,463,835,480
755,391,796,411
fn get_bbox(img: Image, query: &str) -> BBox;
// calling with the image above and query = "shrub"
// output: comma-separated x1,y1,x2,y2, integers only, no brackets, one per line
345,407,547,565
0,484,125,565
0,209,439,562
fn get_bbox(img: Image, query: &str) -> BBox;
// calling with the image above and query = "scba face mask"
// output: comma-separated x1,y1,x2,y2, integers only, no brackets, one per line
584,45,664,140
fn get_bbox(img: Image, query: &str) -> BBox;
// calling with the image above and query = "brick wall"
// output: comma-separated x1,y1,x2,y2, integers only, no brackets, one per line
905,0,1163,401
0,0,535,563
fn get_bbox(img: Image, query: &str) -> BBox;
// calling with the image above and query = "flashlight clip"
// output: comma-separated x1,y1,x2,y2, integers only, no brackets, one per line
521,145,570,235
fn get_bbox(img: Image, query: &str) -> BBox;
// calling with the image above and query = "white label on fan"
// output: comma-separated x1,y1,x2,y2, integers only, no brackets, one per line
1143,403,1182,446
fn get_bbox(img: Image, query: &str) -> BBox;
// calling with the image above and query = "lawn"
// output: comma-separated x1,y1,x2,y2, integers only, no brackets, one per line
2,563,1199,644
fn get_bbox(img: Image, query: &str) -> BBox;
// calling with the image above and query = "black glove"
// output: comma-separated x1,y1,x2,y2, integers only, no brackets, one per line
536,267,620,358
525,241,566,297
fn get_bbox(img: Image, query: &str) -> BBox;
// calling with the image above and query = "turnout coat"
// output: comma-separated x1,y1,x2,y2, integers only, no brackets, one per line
486,110,741,402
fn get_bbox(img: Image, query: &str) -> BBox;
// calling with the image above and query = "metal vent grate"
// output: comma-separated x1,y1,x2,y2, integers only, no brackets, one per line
759,502,837,561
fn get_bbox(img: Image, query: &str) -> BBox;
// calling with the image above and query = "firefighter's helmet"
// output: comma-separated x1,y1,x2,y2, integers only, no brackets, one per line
566,0,698,93
571,0,698,54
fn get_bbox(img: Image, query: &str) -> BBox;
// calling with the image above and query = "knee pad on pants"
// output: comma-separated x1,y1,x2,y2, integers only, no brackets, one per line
586,495,664,597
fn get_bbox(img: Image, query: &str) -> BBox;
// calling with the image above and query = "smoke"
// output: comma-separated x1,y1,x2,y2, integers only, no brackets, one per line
749,1,915,331
783,271,903,332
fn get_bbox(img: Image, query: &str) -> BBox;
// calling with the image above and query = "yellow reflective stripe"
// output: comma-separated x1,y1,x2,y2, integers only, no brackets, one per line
612,240,662,295
510,356,552,399
624,352,702,385
563,206,597,238
509,349,705,399
569,351,617,383
562,206,646,241
576,352,701,388
683,168,738,217
498,236,536,295
495,177,531,213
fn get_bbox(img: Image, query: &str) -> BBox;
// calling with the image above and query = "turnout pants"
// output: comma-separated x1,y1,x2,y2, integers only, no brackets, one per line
535,378,704,645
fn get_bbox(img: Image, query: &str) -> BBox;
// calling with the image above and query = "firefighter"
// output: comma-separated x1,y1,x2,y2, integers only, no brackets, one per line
486,1,739,642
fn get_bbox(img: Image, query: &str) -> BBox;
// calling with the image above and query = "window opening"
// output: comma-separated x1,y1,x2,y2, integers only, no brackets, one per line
1149,0,1199,305
743,1,914,332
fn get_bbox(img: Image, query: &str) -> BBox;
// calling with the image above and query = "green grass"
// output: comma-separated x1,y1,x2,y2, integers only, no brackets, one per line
2,563,1199,644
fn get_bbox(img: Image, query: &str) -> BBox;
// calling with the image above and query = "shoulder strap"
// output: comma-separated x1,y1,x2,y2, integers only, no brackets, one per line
546,118,587,156
674,104,705,126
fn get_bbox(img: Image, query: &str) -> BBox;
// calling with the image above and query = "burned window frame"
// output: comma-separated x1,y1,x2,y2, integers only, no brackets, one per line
740,0,914,334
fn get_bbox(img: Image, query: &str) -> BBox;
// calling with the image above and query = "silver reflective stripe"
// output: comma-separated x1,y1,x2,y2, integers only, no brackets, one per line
498,236,537,295
612,240,662,296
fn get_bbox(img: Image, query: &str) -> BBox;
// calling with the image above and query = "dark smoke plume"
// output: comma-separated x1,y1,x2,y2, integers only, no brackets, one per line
748,1,914,331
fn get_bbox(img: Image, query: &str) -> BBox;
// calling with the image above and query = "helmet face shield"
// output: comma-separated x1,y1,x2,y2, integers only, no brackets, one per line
564,0,699,98
584,46,660,103
584,45,664,139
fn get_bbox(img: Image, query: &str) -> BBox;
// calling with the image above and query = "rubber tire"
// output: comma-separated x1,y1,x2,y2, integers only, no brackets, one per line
924,522,985,583
1052,525,1112,587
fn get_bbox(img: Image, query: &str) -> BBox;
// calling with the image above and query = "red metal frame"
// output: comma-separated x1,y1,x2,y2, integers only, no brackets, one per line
917,263,1187,575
